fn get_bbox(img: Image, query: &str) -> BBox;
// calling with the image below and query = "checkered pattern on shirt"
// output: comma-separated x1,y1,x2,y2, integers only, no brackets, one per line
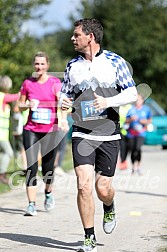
61,50,135,95
103,50,135,90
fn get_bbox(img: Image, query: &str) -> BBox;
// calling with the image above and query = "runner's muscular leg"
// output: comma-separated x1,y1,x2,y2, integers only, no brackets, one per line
75,164,95,228
95,173,115,206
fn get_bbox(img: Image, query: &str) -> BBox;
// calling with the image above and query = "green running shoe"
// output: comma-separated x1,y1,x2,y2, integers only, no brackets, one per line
76,235,97,252
103,202,116,234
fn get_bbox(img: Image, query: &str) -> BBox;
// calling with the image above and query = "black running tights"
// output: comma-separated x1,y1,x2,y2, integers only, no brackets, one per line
23,129,58,186
128,136,145,164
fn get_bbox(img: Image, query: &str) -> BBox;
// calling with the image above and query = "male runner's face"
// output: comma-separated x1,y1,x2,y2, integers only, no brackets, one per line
71,25,91,53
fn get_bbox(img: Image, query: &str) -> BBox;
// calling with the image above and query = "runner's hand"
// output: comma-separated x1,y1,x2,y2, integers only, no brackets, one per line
61,97,73,110
93,92,107,110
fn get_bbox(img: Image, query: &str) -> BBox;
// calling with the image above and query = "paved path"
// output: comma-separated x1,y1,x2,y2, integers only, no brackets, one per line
0,146,167,252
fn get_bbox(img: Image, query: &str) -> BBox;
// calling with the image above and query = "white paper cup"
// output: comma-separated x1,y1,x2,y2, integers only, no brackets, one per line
31,99,39,111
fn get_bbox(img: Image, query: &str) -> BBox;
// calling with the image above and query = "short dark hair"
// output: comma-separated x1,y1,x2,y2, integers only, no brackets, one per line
74,18,103,45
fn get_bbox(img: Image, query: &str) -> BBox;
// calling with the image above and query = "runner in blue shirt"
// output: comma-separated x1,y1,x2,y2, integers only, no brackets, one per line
126,94,152,175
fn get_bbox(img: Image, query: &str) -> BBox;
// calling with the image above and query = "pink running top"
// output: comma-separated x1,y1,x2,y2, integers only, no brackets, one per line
20,76,61,133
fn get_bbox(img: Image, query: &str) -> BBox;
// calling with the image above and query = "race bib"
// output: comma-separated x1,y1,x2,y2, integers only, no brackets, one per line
31,108,51,124
81,100,107,121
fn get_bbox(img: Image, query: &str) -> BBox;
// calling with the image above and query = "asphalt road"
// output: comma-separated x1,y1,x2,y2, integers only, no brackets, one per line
0,145,167,252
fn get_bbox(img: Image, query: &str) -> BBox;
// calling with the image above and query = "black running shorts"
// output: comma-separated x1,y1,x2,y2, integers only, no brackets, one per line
72,137,120,177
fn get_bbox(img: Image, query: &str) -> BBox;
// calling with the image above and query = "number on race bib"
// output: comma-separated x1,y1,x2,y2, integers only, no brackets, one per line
31,108,52,124
81,100,107,121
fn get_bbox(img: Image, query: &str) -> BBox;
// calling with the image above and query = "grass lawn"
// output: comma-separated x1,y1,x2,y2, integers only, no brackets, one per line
0,142,73,194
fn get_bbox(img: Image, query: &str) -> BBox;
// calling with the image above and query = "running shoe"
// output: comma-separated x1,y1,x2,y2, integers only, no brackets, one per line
24,203,37,216
119,160,128,170
137,169,143,176
44,193,55,211
103,202,116,234
77,235,97,252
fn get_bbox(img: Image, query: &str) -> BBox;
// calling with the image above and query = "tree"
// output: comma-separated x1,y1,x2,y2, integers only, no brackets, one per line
67,0,167,109
0,0,51,91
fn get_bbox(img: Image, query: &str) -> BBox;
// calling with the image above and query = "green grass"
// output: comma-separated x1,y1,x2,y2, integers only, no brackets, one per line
0,158,26,194
0,182,11,193
0,142,73,194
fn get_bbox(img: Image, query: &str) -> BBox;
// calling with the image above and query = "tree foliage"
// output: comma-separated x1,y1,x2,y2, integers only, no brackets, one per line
0,0,51,91
54,0,167,109
0,0,167,110
76,0,167,109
